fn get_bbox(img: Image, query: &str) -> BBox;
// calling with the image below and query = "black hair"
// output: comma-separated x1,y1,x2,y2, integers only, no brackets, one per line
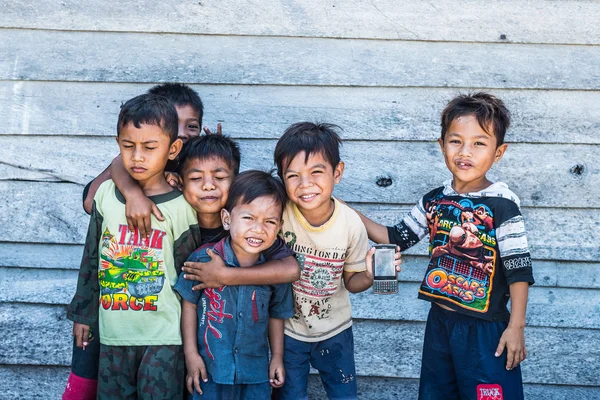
177,135,241,176
117,93,178,143
274,122,342,180
148,83,204,126
440,92,511,146
224,170,287,219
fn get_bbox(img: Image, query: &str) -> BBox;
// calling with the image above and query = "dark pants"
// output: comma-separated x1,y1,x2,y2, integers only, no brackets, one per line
277,326,357,400
70,320,101,379
419,304,524,400
97,344,185,400
63,321,101,400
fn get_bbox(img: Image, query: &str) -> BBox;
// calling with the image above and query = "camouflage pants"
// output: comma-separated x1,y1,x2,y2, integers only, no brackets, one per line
98,344,184,400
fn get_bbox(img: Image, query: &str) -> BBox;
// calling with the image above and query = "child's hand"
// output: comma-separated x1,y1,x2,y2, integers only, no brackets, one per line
394,245,402,273
183,249,230,290
495,325,527,370
72,322,92,349
269,356,285,388
125,192,164,238
165,171,182,190
365,247,376,280
185,353,208,395
203,123,222,135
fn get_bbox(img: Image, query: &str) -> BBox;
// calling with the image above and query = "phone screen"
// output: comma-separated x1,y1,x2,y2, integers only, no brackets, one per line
374,247,396,279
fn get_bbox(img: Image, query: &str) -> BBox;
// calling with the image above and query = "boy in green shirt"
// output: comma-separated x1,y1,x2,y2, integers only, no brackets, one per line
67,93,201,399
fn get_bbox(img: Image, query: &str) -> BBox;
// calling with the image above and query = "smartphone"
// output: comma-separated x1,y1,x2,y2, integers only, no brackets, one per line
372,244,398,294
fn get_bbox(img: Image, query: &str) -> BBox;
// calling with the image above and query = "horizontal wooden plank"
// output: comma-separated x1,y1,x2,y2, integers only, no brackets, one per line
2,29,600,89
2,304,598,386
0,366,69,400
311,376,600,400
2,81,600,145
3,267,597,329
2,0,599,45
1,366,595,400
1,181,597,262
351,285,600,330
0,243,83,270
2,137,598,209
355,204,598,263
4,245,598,289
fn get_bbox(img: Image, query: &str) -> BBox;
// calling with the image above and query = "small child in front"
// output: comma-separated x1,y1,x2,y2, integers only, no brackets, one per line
274,122,374,400
66,93,201,399
357,93,534,400
174,170,294,399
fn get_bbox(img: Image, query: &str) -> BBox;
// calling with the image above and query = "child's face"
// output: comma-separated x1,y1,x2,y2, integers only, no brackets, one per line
117,122,182,187
181,157,234,217
175,104,201,144
438,114,507,193
221,196,283,266
282,151,343,221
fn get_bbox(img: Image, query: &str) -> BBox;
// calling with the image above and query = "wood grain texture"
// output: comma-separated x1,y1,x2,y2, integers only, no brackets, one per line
2,29,600,89
1,137,597,209
0,366,70,400
3,246,598,289
1,181,596,262
2,81,600,144
2,266,597,330
2,0,599,45
0,366,596,400
2,304,599,386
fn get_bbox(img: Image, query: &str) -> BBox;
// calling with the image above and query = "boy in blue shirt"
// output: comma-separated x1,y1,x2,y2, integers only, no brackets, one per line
174,170,294,399
356,93,534,400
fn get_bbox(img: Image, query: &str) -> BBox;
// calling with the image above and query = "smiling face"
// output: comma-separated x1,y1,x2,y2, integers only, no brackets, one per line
438,114,507,194
175,104,201,144
282,151,344,226
181,156,235,227
117,122,182,193
221,195,283,267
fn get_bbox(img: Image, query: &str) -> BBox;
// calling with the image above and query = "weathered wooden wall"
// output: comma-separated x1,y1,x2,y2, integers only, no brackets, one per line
1,1,599,398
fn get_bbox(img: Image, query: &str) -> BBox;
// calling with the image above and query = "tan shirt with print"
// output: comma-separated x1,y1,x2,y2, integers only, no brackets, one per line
281,198,369,342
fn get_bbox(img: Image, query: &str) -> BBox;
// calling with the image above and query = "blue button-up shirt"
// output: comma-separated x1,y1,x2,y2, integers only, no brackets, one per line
174,237,294,385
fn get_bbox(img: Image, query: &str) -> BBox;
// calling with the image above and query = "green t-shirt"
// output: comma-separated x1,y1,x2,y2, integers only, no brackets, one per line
67,180,201,346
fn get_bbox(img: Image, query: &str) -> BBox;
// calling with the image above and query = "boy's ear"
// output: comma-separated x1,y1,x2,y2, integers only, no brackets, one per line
437,138,444,154
333,161,345,184
221,209,231,230
494,143,508,162
168,138,184,160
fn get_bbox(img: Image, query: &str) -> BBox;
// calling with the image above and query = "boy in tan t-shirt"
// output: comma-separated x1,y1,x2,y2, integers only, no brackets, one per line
273,122,374,400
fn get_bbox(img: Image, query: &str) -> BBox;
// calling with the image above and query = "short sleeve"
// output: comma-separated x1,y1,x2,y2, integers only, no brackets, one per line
173,250,209,304
263,236,294,260
343,211,370,273
82,180,93,214
268,283,294,320
496,204,534,286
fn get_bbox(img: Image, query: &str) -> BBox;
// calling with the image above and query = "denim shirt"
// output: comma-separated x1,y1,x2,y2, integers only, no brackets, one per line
174,237,294,385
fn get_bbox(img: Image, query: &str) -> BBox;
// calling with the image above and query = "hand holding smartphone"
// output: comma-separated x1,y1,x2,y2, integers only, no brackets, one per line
372,244,399,294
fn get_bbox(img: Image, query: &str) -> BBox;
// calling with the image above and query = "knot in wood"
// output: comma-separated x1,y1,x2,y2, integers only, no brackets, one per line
570,164,585,176
375,175,393,188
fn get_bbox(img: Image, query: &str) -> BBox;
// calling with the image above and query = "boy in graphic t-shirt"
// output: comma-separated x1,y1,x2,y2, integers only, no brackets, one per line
355,93,534,400
66,94,201,399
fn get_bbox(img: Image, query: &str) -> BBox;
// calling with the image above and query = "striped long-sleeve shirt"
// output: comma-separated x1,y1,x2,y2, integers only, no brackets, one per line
387,181,534,321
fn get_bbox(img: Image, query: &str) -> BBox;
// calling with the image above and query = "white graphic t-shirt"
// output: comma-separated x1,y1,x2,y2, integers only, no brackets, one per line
281,198,369,342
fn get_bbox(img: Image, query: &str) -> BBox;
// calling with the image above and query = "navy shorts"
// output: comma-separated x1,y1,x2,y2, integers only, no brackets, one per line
419,303,524,400
277,326,357,400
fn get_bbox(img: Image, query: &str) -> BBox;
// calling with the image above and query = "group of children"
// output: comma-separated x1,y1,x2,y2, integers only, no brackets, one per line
64,83,534,400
